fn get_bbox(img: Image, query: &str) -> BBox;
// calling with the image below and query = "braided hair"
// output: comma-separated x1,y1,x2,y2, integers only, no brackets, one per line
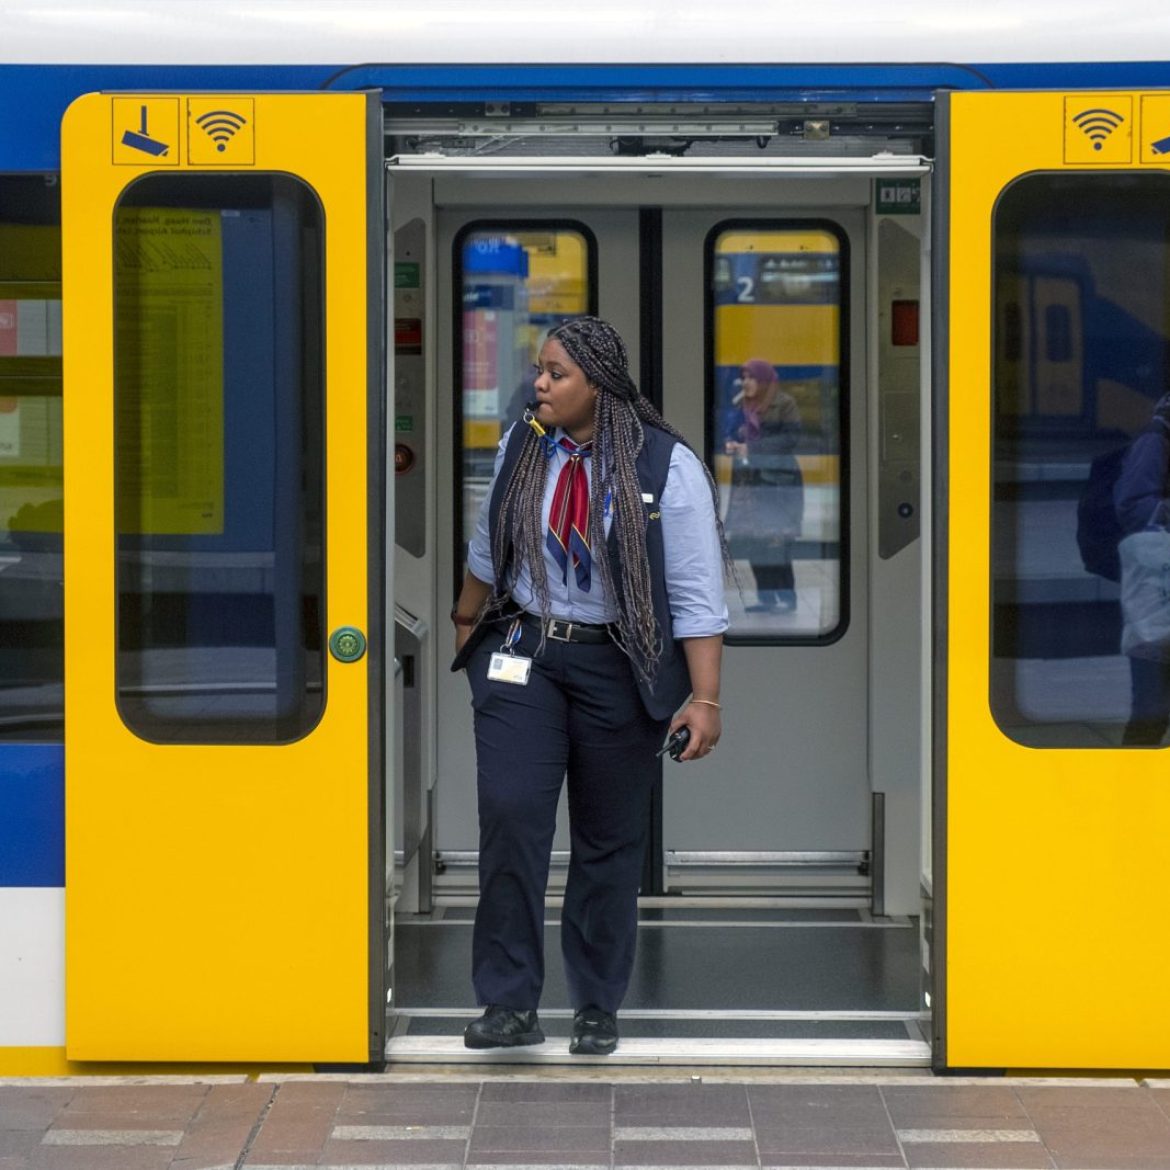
489,316,732,686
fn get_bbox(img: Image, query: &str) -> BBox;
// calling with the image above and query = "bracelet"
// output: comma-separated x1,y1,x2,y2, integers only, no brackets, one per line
450,608,478,627
689,698,722,710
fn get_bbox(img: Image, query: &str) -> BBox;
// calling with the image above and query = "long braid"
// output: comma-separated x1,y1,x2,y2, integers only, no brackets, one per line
492,316,731,685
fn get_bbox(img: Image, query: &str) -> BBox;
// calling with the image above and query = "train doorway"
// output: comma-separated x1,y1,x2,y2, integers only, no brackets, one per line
387,150,931,1064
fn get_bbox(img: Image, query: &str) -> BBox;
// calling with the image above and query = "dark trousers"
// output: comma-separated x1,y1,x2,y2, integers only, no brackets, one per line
466,624,669,1014
751,560,795,593
1124,655,1170,745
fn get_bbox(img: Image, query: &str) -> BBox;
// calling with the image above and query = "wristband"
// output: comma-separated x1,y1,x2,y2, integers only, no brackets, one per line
689,698,722,710
450,608,477,627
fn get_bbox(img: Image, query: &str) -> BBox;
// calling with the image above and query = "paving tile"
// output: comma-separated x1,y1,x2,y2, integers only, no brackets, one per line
1050,1159,1170,1170
475,1101,612,1126
759,1157,905,1169
1016,1086,1152,1113
613,1138,759,1166
26,1143,178,1169
320,1136,470,1164
882,1085,1029,1124
56,1085,207,1125
0,1088,74,1130
337,1084,479,1124
748,1084,888,1126
754,1123,901,1157
902,1139,1054,1168
1030,1109,1170,1155
479,1082,610,1104
468,1123,611,1154
0,1129,42,1156
467,1158,610,1168
616,1085,750,1126
173,1082,272,1165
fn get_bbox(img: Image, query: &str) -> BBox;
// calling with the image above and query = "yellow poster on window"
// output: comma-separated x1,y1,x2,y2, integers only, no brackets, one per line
114,207,223,535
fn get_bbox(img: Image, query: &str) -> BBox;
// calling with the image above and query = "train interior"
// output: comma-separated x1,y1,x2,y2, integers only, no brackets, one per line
385,103,934,1064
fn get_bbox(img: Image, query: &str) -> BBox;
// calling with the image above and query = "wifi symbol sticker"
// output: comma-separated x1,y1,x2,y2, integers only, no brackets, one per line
1065,96,1132,164
1073,108,1125,151
197,109,248,152
187,97,255,165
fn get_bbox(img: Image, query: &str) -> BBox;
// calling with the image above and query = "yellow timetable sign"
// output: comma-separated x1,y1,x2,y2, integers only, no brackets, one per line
112,98,179,166
187,97,255,166
114,207,224,536
1064,95,1133,164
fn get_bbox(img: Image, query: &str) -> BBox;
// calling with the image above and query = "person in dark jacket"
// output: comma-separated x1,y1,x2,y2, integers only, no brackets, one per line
450,317,729,1055
723,358,804,612
1114,392,1170,744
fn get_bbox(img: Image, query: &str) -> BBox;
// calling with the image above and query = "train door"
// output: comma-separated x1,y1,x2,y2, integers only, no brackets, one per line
389,158,929,1063
657,210,871,896
60,92,387,1062
938,90,1170,1070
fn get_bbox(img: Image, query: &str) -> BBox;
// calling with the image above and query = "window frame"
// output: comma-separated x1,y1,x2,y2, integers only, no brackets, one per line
987,168,1170,747
451,218,599,597
111,170,328,746
704,216,852,648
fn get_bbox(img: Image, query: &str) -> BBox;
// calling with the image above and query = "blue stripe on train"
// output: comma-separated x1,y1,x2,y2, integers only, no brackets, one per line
0,745,64,887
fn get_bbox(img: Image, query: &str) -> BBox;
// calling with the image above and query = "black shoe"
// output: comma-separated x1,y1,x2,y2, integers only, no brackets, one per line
745,602,778,613
464,1005,544,1049
570,1006,618,1055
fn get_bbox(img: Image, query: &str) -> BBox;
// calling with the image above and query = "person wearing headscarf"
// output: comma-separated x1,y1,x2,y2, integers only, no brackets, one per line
449,316,729,1055
724,358,804,612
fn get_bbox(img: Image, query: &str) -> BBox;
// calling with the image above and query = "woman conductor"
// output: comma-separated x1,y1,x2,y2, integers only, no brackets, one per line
450,316,729,1055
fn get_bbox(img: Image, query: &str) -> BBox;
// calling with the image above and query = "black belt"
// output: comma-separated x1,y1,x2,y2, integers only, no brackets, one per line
517,612,614,644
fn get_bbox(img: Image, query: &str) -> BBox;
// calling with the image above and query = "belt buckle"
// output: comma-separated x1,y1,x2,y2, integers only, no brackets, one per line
547,618,574,642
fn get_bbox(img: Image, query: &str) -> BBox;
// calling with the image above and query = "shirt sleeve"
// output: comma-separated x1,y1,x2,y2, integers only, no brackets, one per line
659,443,730,638
465,425,513,584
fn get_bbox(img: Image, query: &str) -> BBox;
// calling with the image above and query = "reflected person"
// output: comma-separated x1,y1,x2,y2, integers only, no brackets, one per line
1115,392,1170,745
723,358,803,612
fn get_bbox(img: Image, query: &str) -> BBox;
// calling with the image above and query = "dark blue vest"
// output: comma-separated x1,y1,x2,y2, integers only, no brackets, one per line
488,423,690,721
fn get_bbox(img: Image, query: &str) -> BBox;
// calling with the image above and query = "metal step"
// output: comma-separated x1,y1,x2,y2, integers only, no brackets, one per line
385,1034,931,1066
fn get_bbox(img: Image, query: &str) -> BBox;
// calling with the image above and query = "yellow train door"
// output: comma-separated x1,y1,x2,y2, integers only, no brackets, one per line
61,92,386,1062
940,90,1170,1069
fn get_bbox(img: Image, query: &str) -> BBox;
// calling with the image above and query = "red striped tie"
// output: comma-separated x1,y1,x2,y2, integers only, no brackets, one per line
546,437,592,591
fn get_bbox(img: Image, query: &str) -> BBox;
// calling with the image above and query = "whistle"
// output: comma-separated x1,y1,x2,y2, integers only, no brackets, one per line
522,401,548,439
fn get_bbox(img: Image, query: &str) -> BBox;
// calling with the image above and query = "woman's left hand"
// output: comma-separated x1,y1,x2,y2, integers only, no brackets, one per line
669,701,722,762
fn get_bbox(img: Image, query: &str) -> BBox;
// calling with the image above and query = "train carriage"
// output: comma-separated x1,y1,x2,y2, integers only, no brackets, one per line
3,0,1170,1074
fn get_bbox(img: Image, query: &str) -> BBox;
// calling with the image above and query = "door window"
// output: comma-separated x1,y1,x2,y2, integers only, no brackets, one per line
990,173,1170,747
455,223,595,566
707,223,848,642
114,174,325,744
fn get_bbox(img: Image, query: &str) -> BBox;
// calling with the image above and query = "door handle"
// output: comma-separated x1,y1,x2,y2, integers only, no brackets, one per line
329,626,367,662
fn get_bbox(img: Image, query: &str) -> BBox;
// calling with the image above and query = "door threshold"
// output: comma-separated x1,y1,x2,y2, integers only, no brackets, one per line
385,1036,931,1067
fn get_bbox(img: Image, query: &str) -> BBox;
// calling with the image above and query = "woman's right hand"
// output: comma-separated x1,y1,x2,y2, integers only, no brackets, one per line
455,623,474,654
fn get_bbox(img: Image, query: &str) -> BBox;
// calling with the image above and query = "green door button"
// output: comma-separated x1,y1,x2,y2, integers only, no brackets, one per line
329,626,367,663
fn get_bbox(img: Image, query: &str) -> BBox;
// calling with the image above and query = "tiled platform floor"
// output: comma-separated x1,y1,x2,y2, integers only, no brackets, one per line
5,1074,1170,1169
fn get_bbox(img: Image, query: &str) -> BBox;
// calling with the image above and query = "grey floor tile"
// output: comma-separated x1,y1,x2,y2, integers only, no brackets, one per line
613,1139,759,1166
479,1083,610,1104
468,1124,612,1155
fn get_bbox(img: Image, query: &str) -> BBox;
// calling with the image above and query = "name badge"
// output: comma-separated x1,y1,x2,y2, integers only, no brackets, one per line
487,652,532,685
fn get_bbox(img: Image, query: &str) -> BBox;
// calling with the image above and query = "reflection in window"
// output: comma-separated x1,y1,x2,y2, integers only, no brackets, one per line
457,225,593,559
991,173,1170,748
709,226,845,640
115,175,325,744
0,176,63,740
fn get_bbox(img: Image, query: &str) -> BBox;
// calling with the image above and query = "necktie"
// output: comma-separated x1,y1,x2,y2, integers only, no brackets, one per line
546,437,592,591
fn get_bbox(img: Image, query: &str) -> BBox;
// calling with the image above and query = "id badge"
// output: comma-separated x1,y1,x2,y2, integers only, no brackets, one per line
487,652,532,685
